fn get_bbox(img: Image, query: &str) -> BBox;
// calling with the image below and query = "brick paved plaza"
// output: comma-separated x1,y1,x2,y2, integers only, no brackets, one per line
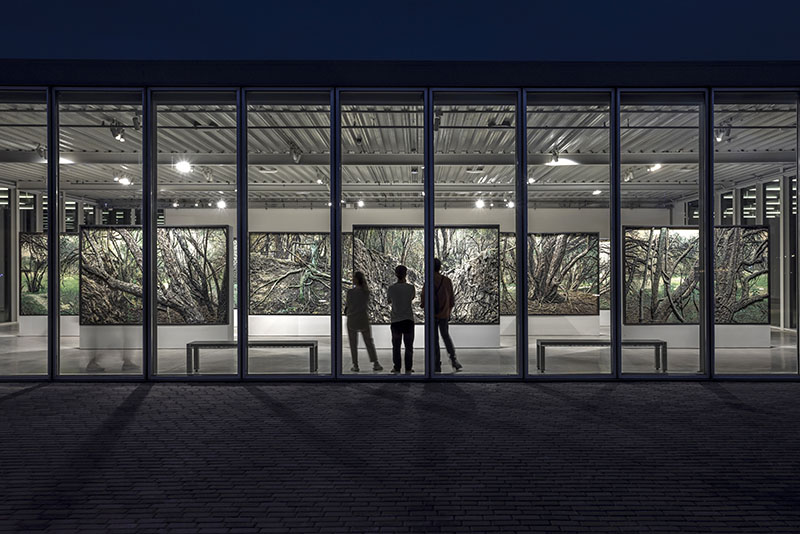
2,381,799,533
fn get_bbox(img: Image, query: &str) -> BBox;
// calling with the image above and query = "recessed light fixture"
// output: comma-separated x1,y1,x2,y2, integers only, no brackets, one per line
475,199,485,209
466,167,485,174
357,199,365,208
592,189,602,196
216,199,227,209
176,160,192,174
259,167,278,174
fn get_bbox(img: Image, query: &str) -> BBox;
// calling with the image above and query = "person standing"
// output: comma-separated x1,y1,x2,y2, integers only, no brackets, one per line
345,272,383,373
422,258,463,373
387,265,416,374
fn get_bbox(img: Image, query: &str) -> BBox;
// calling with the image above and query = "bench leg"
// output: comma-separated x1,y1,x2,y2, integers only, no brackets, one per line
540,346,545,373
309,346,318,374
194,347,200,373
654,346,660,371
661,345,668,373
186,346,192,375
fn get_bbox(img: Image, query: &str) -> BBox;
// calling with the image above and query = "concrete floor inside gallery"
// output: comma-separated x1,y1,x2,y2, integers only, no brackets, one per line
0,322,797,376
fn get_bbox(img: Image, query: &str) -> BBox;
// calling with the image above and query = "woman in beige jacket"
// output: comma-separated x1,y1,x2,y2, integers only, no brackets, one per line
344,271,383,372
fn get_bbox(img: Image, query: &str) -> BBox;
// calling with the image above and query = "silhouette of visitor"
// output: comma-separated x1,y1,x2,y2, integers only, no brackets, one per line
86,354,138,373
422,258,463,372
387,265,415,374
345,271,383,372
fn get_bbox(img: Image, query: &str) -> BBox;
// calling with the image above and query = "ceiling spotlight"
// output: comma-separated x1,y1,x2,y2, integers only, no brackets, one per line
647,163,662,172
34,143,46,160
326,202,332,207
433,111,442,132
316,178,324,185
592,189,602,196
506,200,515,209
546,149,578,166
118,176,132,186
528,177,535,185
411,167,419,175
259,167,278,174
109,119,125,142
200,167,213,183
132,115,141,131
176,160,192,174
357,199,365,208
207,201,213,207
475,199,485,209
289,142,303,164
624,170,635,182
216,199,227,209
466,167,485,174
172,201,179,208
714,128,724,142
194,201,200,207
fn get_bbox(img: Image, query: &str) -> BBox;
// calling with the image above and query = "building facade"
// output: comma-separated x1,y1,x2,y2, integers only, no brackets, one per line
1,60,799,380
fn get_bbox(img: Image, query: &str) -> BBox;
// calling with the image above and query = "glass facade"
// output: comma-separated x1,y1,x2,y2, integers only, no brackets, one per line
0,84,798,380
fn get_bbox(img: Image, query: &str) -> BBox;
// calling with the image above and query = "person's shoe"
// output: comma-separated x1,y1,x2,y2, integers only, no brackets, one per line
121,361,140,372
404,369,414,375
350,365,360,373
390,368,401,374
86,361,104,373
451,357,463,371
372,362,384,372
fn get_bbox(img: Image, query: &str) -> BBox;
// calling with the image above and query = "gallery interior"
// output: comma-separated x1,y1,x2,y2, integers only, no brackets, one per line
0,75,797,379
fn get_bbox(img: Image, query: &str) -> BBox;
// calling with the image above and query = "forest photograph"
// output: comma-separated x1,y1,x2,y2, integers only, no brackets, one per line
599,239,610,311
352,225,500,324
19,233,79,316
156,227,229,325
249,232,331,315
499,233,516,315
80,227,144,325
624,226,769,325
624,227,700,324
527,233,600,315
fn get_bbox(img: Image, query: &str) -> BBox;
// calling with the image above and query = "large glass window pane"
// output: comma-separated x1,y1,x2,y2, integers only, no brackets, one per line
246,92,331,375
58,91,143,376
527,93,611,375
620,93,705,375
0,91,48,376
341,92,424,376
714,93,797,374
155,92,237,376
433,92,517,375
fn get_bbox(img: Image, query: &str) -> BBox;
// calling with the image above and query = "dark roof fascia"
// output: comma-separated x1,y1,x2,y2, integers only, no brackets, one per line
1,59,799,88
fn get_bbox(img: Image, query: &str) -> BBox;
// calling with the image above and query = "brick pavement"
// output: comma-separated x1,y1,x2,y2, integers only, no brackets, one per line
1,381,800,533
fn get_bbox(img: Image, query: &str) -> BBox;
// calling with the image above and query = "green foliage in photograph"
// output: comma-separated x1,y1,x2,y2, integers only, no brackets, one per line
19,233,79,316
249,233,331,315
528,233,600,315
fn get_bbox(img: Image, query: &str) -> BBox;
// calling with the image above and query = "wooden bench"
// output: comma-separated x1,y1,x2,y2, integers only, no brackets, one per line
535,339,667,373
186,340,319,374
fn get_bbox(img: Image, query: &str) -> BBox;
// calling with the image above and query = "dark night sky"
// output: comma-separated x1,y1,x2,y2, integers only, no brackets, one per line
2,0,800,61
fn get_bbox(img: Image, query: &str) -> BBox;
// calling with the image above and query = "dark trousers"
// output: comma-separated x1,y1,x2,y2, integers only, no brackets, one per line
434,317,456,369
390,320,415,371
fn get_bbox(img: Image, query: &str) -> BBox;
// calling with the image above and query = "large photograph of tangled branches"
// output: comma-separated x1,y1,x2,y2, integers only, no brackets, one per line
80,227,143,325
624,226,769,325
19,233,80,316
249,232,331,315
156,227,230,325
352,226,423,324
527,233,600,315
499,233,516,315
599,239,611,311
352,225,500,324
714,226,769,324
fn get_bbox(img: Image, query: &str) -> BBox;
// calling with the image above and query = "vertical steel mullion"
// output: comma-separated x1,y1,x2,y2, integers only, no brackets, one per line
702,90,715,377
237,89,248,380
142,89,155,379
796,92,800,372
517,91,529,378
424,89,435,379
46,87,59,379
331,90,342,379
610,90,622,379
